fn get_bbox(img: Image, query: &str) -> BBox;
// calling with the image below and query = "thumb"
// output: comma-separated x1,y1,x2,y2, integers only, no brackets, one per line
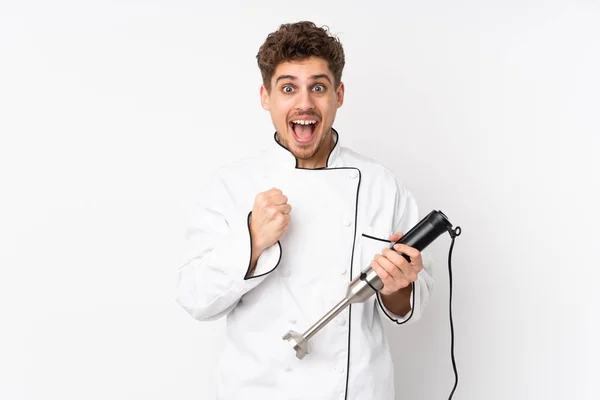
389,232,404,242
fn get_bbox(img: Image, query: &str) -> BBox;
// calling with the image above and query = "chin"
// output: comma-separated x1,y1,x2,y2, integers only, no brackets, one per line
291,147,318,160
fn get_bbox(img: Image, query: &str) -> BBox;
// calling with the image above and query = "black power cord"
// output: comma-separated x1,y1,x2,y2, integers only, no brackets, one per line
447,226,462,400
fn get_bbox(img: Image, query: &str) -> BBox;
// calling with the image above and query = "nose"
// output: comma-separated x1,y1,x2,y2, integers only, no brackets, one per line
295,87,315,111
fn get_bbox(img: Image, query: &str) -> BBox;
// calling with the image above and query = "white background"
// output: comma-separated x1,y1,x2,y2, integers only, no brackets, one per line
1,0,599,399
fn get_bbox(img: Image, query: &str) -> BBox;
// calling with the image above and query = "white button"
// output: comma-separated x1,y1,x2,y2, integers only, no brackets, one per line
338,318,347,326
340,268,347,275
335,366,345,373
284,366,292,372
281,269,291,277
349,170,358,179
343,220,352,227
289,319,297,325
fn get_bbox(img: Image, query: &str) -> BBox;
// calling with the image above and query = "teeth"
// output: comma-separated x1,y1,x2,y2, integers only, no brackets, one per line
292,120,317,125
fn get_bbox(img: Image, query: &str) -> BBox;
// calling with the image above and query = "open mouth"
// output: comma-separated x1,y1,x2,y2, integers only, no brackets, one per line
289,119,318,144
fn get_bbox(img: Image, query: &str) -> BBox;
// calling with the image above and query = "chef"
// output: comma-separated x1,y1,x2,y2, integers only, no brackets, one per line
176,21,434,400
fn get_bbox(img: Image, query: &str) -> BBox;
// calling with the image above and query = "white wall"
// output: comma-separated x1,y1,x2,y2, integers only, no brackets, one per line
1,1,598,399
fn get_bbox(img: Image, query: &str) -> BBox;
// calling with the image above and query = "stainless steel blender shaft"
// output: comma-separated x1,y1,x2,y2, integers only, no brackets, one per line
282,266,383,359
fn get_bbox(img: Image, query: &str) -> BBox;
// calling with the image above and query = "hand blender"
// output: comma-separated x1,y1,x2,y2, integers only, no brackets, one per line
282,210,456,359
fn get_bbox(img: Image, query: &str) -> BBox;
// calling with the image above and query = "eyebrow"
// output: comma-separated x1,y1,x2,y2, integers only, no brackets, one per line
275,74,332,84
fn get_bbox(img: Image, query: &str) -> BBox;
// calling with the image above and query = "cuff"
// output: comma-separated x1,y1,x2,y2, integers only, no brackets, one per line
219,211,281,284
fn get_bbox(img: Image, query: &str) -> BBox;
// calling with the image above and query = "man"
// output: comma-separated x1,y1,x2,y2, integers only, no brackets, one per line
176,21,434,400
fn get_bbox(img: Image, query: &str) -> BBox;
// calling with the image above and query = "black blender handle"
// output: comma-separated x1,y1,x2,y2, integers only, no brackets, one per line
393,210,454,262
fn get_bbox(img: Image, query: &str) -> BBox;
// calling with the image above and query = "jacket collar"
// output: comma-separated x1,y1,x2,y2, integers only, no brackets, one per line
271,128,342,169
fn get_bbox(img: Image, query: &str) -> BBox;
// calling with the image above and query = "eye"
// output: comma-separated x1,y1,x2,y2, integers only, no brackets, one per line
282,85,294,93
313,84,325,93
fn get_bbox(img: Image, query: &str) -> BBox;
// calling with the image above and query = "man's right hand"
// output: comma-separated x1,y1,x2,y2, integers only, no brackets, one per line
248,188,291,264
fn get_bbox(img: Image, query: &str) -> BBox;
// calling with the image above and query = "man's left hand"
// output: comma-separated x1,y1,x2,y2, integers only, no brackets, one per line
370,232,423,296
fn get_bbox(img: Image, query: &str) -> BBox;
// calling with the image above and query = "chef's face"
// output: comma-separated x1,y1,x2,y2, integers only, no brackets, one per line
260,57,345,166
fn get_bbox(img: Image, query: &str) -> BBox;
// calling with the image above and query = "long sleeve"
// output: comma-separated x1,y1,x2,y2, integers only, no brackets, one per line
376,179,435,325
175,172,281,321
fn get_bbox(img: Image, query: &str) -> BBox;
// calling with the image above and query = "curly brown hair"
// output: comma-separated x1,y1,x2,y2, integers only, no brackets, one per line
256,21,345,92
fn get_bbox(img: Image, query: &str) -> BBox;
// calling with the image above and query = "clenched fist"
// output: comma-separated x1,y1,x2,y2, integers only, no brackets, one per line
248,188,292,268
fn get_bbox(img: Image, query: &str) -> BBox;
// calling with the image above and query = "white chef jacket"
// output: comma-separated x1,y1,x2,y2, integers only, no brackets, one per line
176,130,434,400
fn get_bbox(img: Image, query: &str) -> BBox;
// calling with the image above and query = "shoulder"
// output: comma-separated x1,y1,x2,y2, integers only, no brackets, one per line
210,150,270,181
339,146,409,195
339,146,391,173
193,152,271,215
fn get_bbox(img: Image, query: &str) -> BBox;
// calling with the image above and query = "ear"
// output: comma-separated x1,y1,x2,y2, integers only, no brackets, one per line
336,82,345,108
260,84,271,110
